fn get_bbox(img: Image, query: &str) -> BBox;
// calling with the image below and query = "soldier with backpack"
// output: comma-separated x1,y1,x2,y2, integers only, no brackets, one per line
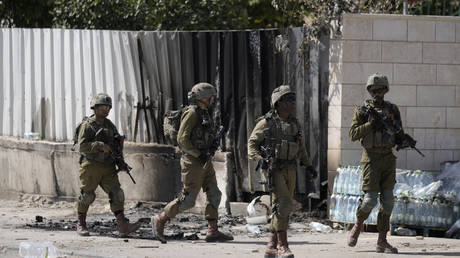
248,85,317,258
75,93,140,237
152,82,233,244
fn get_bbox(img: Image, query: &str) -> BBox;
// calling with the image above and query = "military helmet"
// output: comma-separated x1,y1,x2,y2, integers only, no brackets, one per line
189,82,217,101
366,73,389,92
271,85,294,108
90,93,112,109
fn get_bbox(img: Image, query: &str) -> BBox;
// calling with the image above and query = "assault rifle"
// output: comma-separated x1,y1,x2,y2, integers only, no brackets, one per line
202,126,224,169
95,128,136,184
362,105,425,157
257,128,275,212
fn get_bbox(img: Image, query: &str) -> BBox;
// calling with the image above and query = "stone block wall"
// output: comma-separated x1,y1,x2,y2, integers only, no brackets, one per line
0,137,233,211
329,14,460,178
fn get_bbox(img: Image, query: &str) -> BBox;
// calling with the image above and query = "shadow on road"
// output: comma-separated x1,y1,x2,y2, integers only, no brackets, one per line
356,250,460,256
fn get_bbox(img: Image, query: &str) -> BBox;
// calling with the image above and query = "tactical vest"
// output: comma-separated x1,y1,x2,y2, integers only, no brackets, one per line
261,111,302,163
360,100,397,149
188,106,216,153
81,118,116,164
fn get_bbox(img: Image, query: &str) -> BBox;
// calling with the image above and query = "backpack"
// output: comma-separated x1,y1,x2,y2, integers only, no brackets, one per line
71,116,91,151
163,106,186,146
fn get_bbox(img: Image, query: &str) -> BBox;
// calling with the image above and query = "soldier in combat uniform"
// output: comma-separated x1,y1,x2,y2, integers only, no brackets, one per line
76,93,140,237
152,83,233,243
348,73,407,253
248,85,317,258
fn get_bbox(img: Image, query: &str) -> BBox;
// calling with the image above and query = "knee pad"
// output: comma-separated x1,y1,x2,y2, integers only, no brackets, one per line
276,197,293,218
380,190,394,214
178,190,198,212
79,190,96,206
206,186,222,209
360,192,378,213
109,187,125,205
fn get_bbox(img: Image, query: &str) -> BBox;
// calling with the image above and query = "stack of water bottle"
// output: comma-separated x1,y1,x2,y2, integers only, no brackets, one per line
392,169,460,229
329,166,460,229
329,166,380,224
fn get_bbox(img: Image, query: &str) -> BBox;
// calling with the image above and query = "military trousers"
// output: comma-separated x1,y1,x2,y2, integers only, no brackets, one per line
269,163,297,232
77,161,124,213
356,152,396,232
164,155,222,220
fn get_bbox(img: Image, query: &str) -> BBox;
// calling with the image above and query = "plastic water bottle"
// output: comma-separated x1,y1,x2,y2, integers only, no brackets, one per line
355,167,362,194
345,195,353,222
350,196,358,222
425,199,434,227
19,242,59,258
329,193,337,221
332,170,340,194
245,224,261,234
433,198,441,227
342,167,349,195
342,195,349,222
309,222,332,233
335,169,343,194
349,167,357,195
336,194,344,221
390,197,401,224
420,198,429,226
414,199,422,226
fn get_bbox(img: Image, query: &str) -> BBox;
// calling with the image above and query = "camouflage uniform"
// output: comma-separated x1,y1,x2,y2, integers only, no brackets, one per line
163,105,221,220
76,93,140,237
347,74,400,253
77,116,123,213
248,85,313,258
153,83,233,243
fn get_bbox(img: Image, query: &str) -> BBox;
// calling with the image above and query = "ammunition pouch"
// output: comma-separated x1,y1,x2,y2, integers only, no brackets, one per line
274,140,298,160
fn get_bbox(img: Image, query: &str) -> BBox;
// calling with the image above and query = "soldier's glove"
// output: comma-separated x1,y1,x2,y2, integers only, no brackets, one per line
199,152,210,164
305,165,318,179
370,118,385,131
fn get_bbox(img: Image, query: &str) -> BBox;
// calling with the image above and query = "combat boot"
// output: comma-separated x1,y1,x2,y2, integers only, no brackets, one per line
152,212,169,244
205,219,234,242
277,231,294,258
376,231,398,253
264,232,278,258
76,212,90,236
114,211,141,237
348,219,364,247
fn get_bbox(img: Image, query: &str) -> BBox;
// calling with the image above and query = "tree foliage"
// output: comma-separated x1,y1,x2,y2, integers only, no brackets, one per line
1,0,456,33
146,0,250,30
52,0,148,30
0,0,54,28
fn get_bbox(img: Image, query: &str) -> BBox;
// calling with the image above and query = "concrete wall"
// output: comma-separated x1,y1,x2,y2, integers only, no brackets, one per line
0,136,233,211
329,14,460,182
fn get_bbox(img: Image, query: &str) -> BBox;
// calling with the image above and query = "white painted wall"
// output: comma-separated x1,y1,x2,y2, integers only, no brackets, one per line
329,14,460,174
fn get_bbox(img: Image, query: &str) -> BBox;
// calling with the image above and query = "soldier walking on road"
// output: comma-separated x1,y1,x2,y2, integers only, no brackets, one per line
152,83,233,244
348,73,409,253
248,85,317,258
76,93,140,237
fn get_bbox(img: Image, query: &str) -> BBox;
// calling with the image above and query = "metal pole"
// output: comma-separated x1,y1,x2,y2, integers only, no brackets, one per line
403,0,408,15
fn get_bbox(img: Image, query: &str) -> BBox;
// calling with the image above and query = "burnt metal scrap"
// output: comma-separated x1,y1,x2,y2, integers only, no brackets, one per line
21,201,327,241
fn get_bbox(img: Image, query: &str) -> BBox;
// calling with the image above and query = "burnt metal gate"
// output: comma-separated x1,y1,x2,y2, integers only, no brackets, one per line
136,28,329,202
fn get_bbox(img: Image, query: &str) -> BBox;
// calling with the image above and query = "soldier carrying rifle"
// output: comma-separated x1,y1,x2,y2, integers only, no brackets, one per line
152,83,233,244
348,73,421,253
76,93,140,237
248,85,317,258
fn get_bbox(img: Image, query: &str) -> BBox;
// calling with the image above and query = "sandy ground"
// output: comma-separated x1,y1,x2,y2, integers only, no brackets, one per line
0,196,459,258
